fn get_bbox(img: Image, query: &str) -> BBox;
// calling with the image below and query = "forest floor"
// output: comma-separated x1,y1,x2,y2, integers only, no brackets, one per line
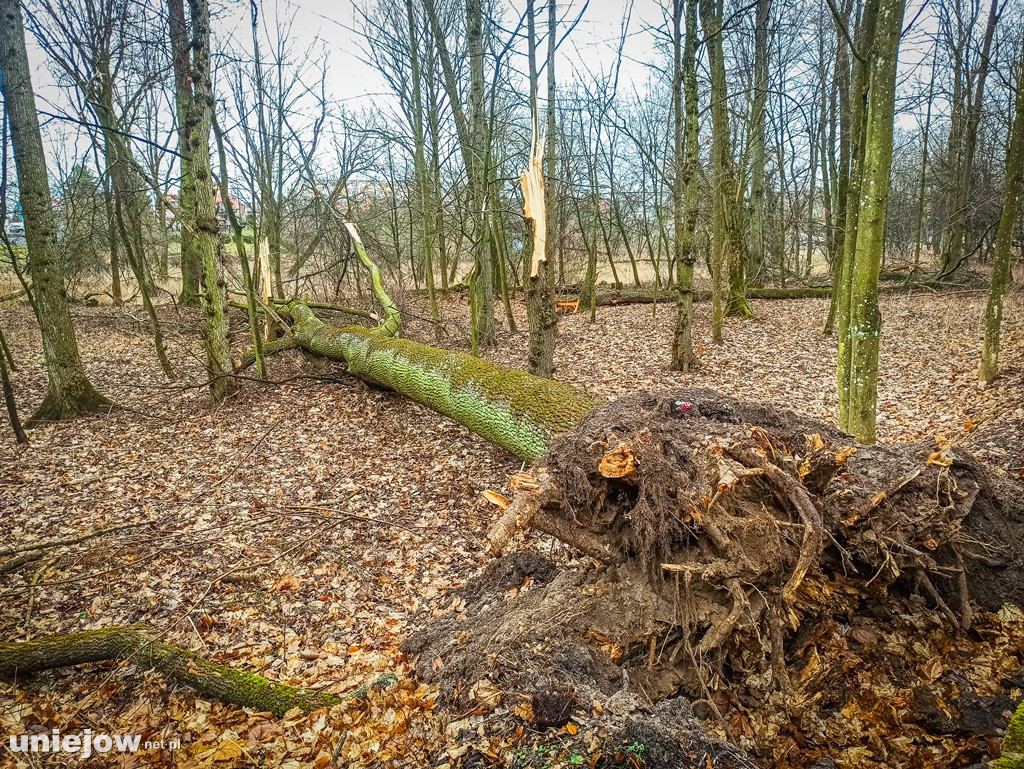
1,289,1022,768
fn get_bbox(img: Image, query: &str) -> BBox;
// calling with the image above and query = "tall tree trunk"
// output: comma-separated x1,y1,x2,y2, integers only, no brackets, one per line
746,0,771,285
99,163,123,305
837,0,905,443
978,34,1024,385
670,0,699,371
824,0,853,335
835,0,875,399
169,0,235,403
422,0,495,352
701,0,753,321
94,94,175,379
407,0,440,341
0,0,111,422
912,47,937,272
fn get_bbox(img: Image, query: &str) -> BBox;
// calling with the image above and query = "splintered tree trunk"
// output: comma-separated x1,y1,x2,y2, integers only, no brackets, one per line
0,0,111,422
978,34,1024,386
838,0,905,444
523,0,558,378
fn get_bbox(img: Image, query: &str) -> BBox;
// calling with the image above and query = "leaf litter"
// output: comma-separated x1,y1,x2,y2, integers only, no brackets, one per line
0,289,1021,768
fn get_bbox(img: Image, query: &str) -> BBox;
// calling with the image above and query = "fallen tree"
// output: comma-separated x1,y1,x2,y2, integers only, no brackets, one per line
406,391,1024,766
0,625,389,716
5,233,1023,766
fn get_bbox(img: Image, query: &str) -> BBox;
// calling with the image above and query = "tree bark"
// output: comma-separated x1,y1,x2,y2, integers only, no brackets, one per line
824,0,853,336
746,0,771,283
0,323,27,443
700,0,753,324
523,0,558,378
978,33,1024,385
0,0,111,422
169,0,236,404
0,625,391,717
422,0,496,353
837,0,905,443
670,0,700,371
284,302,596,462
938,0,1000,277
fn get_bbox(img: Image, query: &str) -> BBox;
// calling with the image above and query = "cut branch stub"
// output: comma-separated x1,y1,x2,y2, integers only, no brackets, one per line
599,442,637,479
487,473,556,554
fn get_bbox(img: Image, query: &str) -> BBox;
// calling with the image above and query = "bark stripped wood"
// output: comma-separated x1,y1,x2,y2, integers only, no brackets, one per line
487,473,556,553
522,128,547,279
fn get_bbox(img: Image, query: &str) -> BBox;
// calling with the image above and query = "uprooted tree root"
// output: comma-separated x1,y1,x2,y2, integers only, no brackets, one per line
406,389,1024,768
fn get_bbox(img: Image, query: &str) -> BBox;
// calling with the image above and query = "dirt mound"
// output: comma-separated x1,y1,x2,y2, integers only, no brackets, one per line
406,389,1024,767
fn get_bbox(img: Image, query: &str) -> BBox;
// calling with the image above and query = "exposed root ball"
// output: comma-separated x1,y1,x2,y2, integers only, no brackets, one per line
408,389,1024,767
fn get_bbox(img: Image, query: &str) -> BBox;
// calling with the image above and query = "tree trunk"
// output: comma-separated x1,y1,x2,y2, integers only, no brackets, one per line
701,0,753,322
746,0,771,284
169,0,235,404
824,0,853,335
96,104,175,379
978,33,1024,386
0,0,111,422
670,0,699,371
0,625,391,717
422,0,495,353
912,46,937,272
939,0,999,277
523,0,558,378
0,323,27,444
837,0,905,443
406,0,440,342
284,302,596,462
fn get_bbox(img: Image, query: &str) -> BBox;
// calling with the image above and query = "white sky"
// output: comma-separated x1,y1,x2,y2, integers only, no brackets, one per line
7,0,990,198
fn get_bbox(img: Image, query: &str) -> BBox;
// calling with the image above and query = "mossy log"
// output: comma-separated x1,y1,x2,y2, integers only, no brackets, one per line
594,286,833,306
996,699,1024,769
0,625,393,716
281,303,600,462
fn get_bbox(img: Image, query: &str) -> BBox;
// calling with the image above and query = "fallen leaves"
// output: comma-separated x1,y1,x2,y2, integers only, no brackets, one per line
1,289,1021,769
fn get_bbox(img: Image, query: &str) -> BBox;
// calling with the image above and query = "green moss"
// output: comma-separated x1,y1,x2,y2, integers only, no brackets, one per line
287,303,601,461
994,699,1024,769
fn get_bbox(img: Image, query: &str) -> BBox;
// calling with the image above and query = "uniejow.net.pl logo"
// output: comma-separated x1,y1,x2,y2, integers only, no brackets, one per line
9,729,180,759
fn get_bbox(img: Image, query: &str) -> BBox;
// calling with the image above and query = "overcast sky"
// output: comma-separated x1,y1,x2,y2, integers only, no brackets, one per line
7,0,976,197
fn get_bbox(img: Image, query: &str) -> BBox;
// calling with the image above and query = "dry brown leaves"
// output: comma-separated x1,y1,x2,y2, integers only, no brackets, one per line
1,288,1021,768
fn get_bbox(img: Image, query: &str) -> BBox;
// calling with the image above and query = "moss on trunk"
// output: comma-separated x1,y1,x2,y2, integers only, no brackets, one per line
287,304,599,462
995,698,1024,768
0,626,394,717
